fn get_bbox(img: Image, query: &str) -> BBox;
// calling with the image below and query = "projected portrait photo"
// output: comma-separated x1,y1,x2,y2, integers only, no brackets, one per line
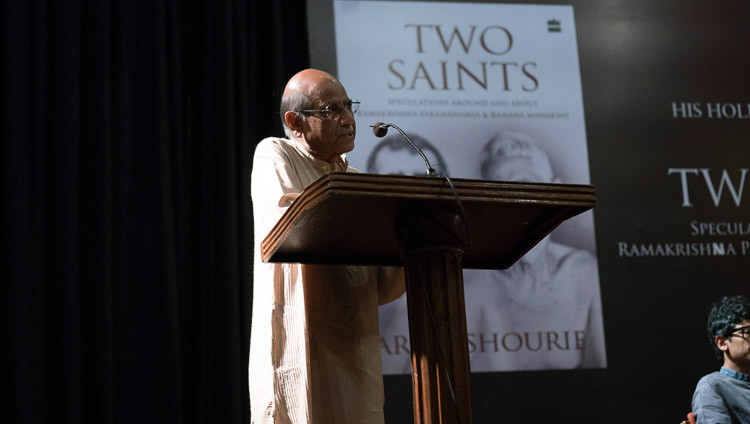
377,131,606,373
462,131,606,371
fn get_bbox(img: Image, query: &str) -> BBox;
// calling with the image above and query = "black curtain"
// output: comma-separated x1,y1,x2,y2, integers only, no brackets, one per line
3,1,309,423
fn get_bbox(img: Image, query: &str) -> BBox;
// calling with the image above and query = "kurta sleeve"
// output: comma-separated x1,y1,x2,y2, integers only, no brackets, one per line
377,266,406,306
251,138,306,239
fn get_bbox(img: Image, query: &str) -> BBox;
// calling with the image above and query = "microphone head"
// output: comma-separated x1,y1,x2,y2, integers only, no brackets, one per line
371,122,388,138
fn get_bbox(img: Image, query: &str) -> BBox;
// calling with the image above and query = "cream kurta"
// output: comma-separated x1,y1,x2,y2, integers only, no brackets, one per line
249,137,396,424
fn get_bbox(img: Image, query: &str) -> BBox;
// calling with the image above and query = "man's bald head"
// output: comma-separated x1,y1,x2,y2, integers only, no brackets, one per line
480,132,554,183
284,69,342,98
280,69,344,138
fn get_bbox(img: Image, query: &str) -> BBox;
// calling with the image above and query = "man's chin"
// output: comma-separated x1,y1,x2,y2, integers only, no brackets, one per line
338,137,356,153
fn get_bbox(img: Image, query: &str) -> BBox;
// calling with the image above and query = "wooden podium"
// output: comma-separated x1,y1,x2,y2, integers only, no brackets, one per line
261,172,596,424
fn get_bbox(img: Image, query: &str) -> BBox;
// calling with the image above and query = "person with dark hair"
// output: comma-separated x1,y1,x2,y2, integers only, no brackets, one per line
691,295,750,424
365,133,447,176
249,69,404,424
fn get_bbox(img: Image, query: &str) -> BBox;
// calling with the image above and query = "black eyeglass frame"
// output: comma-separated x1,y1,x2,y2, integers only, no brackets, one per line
297,99,360,120
727,325,750,339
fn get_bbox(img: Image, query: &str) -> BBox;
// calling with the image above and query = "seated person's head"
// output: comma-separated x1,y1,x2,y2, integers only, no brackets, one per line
479,132,555,183
707,295,750,367
366,134,447,176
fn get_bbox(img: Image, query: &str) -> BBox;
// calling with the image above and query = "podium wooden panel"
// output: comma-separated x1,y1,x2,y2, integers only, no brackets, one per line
261,172,596,424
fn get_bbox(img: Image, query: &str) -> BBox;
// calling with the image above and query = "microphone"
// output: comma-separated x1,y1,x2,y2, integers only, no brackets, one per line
370,122,472,249
372,122,388,138
370,122,437,176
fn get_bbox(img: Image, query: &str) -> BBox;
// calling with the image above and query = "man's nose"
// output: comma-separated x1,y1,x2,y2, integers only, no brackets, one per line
339,107,355,124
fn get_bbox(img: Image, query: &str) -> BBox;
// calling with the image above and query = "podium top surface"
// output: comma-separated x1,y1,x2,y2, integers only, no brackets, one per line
261,172,595,270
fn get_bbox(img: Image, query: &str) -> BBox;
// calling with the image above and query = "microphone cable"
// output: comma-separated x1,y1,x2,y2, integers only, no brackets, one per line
370,122,471,247
371,122,471,424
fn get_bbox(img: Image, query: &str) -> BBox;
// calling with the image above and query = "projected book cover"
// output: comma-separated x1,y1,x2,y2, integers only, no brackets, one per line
334,0,606,373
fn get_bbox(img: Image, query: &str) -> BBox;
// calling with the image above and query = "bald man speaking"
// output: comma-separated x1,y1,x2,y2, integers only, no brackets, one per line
248,69,404,424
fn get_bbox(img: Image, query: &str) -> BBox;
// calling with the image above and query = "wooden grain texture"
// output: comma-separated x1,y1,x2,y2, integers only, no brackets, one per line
261,172,595,270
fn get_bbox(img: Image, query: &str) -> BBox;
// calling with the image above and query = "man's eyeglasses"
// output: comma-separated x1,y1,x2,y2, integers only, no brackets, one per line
728,325,750,339
298,99,360,120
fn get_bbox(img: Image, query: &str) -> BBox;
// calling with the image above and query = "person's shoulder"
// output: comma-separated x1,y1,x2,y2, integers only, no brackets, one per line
697,371,722,385
548,242,597,277
255,136,290,153
692,371,726,415
550,241,595,263
253,137,298,163
694,371,734,395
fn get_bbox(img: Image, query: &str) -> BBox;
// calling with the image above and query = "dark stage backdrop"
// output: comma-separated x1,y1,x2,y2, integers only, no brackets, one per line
3,1,308,423
306,0,749,423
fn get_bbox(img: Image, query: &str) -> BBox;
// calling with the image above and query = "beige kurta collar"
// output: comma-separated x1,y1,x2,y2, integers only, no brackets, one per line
288,138,349,172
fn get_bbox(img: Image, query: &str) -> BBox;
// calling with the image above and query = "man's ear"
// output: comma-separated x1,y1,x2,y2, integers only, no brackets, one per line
284,111,303,137
715,335,729,352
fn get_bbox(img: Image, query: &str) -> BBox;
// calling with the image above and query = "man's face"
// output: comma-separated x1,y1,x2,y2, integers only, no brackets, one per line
486,152,554,266
297,78,356,162
721,319,750,373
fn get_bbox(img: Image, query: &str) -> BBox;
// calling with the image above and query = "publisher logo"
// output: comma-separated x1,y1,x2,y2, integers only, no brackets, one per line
548,19,561,33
